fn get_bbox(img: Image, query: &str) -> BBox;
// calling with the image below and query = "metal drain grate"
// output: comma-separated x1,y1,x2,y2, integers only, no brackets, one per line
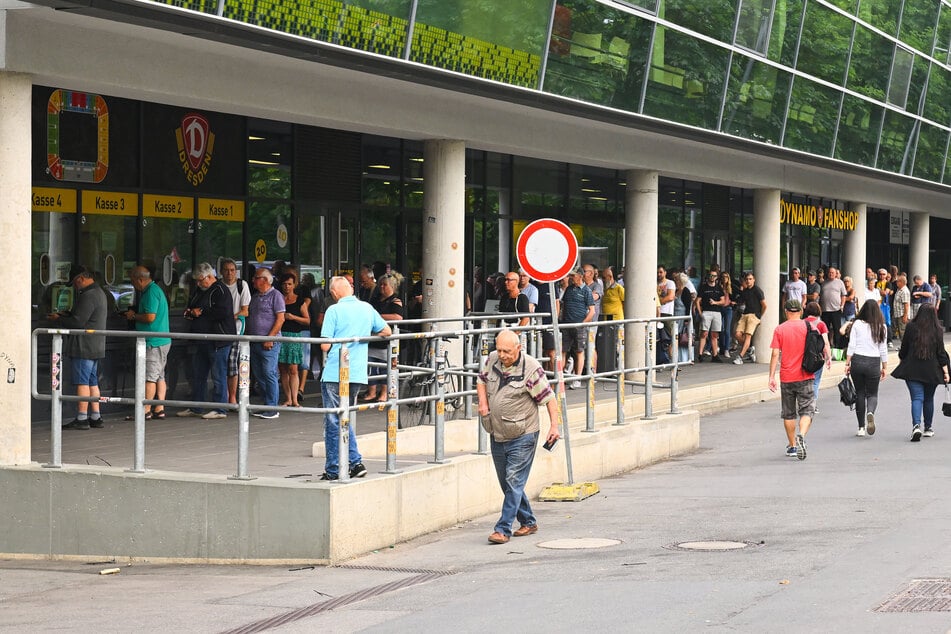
875,579,951,612
221,566,456,634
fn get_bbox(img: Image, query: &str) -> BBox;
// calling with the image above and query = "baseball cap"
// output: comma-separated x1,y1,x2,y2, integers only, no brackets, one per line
569,268,583,276
784,299,803,312
806,270,816,276
791,267,800,273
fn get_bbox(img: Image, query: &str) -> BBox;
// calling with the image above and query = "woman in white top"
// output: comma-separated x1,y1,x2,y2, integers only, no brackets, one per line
845,299,889,437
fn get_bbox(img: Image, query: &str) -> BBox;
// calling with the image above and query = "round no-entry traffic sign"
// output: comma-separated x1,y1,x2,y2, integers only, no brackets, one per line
516,218,578,282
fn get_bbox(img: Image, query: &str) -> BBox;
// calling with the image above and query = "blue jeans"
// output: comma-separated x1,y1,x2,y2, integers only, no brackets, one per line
905,380,938,428
250,342,281,412
490,431,539,536
720,307,733,352
322,381,364,477
192,342,229,413
812,363,824,402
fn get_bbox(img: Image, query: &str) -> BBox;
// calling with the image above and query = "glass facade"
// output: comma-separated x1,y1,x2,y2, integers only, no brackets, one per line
140,0,951,185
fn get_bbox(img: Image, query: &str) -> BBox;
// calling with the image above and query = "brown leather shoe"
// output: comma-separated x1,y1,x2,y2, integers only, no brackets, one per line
488,532,510,544
513,524,538,537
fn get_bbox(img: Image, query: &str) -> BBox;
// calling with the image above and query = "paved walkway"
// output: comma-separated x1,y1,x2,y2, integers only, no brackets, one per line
8,372,951,632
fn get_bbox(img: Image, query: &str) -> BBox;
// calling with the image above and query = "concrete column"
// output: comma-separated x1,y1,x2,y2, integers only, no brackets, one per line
624,170,658,371
0,72,33,465
844,202,867,286
752,189,781,363
421,140,466,358
909,211,930,282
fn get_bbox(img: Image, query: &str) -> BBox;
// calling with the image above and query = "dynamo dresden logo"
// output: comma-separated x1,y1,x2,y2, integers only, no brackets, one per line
175,113,215,187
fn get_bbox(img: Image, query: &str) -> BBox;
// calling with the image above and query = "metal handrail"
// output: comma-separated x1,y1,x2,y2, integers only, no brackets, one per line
31,312,692,479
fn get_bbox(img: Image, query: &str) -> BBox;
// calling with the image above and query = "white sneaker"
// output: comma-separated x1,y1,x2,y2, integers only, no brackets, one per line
202,411,227,420
923,428,935,437
732,356,743,365
569,380,582,390
856,427,866,437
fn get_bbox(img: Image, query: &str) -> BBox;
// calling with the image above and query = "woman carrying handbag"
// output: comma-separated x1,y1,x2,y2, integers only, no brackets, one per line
891,304,951,441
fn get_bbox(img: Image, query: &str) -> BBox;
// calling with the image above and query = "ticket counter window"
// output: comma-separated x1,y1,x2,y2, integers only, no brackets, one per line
32,210,76,320
196,198,245,272
247,202,292,269
141,215,192,308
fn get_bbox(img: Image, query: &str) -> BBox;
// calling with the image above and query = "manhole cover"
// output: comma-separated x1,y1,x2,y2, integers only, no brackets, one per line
537,538,622,550
876,579,951,612
667,540,754,551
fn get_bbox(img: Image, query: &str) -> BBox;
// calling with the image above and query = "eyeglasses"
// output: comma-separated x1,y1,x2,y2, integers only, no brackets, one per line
253,276,267,281
505,278,519,283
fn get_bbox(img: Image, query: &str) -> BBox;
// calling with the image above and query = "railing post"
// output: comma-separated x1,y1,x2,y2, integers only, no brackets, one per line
231,340,253,480
44,334,64,469
476,332,489,455
584,325,596,433
614,322,627,426
431,337,447,464
463,319,473,419
128,337,147,473
643,321,656,420
384,328,402,474
339,346,352,482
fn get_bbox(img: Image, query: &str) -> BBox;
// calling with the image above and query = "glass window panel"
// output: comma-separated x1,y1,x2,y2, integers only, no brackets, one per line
846,23,891,102
898,0,940,55
245,202,292,270
617,0,657,10
643,26,730,130
834,94,884,167
912,123,949,182
662,0,738,44
296,209,325,289
196,215,243,271
945,142,951,185
796,2,851,85
876,111,917,173
248,120,293,200
362,136,403,207
858,0,899,37
543,0,653,110
924,64,951,126
782,78,842,156
32,210,76,320
887,47,914,108
512,156,566,219
568,164,620,215
936,3,951,63
722,55,791,144
769,0,803,67
735,0,774,54
411,0,549,88
905,55,930,115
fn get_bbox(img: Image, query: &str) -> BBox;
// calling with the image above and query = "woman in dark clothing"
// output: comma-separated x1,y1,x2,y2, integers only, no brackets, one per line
891,305,950,441
279,272,310,407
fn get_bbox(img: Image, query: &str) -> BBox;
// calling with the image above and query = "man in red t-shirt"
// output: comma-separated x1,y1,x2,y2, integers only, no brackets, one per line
768,299,816,461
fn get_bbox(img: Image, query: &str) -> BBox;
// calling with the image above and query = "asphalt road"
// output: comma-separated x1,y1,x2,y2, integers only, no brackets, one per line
6,375,951,633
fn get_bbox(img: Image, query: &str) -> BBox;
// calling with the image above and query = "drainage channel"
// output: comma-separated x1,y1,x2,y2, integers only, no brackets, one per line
220,565,457,634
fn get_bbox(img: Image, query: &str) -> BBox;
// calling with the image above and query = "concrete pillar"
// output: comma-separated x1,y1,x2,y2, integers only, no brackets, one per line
624,170,658,371
844,202,867,287
752,189,781,363
0,72,33,465
421,140,466,357
909,211,930,282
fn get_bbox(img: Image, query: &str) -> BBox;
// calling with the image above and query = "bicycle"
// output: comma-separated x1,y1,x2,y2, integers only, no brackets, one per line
398,335,463,428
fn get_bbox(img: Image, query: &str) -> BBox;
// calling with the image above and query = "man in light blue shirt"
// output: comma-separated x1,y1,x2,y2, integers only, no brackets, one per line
319,276,391,480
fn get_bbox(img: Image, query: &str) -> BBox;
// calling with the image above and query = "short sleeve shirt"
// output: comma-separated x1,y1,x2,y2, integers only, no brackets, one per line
740,285,765,317
321,296,387,385
226,280,252,335
137,281,171,348
246,287,285,336
658,279,677,316
783,279,807,304
561,284,594,323
820,279,847,312
698,283,725,312
770,318,814,383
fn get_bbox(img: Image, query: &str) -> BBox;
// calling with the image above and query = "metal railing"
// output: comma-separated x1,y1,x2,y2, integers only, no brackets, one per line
31,313,692,480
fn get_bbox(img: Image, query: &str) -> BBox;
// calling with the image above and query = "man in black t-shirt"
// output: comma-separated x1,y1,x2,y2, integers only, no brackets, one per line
732,272,767,365
497,271,530,327
695,271,727,361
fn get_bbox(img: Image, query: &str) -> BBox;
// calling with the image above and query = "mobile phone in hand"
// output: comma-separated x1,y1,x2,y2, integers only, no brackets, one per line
543,437,558,451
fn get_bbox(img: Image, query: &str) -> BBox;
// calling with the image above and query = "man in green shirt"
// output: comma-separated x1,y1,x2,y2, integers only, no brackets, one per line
123,266,171,419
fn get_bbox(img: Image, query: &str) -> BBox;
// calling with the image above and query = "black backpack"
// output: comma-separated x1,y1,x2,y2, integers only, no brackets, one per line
801,320,825,373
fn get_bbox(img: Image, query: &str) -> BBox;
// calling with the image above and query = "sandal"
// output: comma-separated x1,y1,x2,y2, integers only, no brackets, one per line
153,410,166,419
126,411,156,420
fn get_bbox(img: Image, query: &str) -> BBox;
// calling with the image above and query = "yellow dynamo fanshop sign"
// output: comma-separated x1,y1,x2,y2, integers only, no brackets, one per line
780,200,858,231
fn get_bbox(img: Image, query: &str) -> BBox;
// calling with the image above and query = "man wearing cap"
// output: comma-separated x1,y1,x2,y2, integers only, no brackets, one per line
768,299,816,460
561,268,595,388
804,271,820,305
782,268,807,314
47,266,108,429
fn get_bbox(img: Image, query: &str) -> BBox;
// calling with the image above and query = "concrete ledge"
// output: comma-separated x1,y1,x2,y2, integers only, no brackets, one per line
0,409,698,564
